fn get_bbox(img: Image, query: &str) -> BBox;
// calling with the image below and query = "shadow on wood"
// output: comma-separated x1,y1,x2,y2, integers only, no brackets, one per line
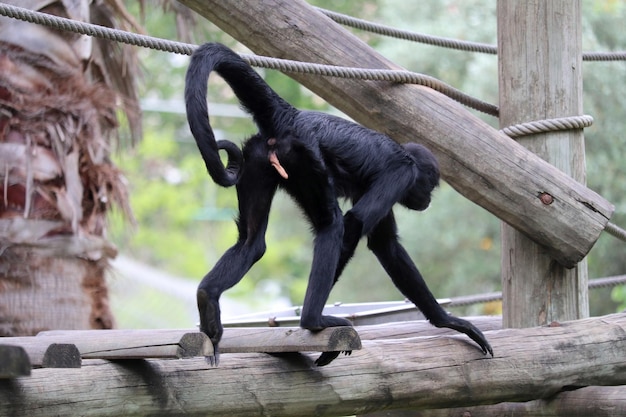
0,345,30,378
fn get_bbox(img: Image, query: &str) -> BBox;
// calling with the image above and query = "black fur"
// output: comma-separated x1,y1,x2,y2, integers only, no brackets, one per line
185,43,492,365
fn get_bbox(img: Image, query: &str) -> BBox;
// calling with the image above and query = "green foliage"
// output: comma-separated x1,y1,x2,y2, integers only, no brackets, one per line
111,130,212,278
580,0,626,312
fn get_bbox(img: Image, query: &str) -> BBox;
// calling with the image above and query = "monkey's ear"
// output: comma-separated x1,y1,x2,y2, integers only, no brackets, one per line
402,143,440,188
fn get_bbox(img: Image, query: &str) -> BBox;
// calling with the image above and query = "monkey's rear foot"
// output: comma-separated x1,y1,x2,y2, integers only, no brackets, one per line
197,289,224,364
300,315,354,366
315,350,352,366
205,347,220,367
436,316,493,357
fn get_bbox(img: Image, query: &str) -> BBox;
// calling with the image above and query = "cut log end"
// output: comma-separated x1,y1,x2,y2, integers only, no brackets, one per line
178,332,214,358
41,343,81,369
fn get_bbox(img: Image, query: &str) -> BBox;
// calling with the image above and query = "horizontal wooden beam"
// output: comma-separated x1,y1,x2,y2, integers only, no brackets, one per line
179,0,614,267
35,330,213,360
2,313,625,416
38,326,361,355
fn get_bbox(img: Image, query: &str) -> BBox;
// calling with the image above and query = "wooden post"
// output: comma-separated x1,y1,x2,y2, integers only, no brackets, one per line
498,1,588,328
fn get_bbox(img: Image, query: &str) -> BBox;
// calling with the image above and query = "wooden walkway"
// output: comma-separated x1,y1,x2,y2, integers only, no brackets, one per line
0,326,361,378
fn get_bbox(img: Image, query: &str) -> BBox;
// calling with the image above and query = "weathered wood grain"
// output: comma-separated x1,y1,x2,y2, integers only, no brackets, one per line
1,314,625,416
498,0,589,329
365,386,626,417
39,326,361,354
354,316,501,340
178,0,614,267
35,330,213,359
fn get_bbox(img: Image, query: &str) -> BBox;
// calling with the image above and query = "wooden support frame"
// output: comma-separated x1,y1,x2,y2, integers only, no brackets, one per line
498,0,589,328
179,0,613,267
0,314,625,416
0,327,361,378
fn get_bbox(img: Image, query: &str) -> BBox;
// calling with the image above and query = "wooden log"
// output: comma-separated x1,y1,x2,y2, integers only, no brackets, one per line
2,313,625,417
498,0,589,328
0,345,30,378
178,0,614,267
355,316,501,340
363,386,626,417
0,341,80,370
39,326,361,354
35,330,213,359
220,326,361,353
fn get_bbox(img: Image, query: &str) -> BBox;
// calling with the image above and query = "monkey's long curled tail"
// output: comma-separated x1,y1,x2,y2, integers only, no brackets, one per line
185,42,295,187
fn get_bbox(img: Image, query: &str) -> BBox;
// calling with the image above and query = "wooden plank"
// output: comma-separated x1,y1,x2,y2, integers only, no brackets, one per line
0,345,30,378
35,330,213,359
2,313,626,416
0,341,80,370
497,0,589,329
221,326,361,353
178,0,614,267
39,326,362,354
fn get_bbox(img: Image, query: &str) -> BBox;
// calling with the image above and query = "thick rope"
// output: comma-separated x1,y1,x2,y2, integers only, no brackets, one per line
500,115,595,138
317,7,626,61
448,275,626,308
242,54,498,115
0,2,498,116
605,222,626,242
317,7,497,55
0,2,196,55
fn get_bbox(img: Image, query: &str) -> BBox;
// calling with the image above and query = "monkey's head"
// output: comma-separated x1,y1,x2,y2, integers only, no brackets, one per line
400,142,440,211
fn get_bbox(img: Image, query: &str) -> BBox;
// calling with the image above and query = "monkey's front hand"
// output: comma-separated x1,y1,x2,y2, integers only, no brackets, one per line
197,289,223,366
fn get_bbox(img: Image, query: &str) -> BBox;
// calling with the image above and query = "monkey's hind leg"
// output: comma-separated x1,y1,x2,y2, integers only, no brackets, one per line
197,156,278,365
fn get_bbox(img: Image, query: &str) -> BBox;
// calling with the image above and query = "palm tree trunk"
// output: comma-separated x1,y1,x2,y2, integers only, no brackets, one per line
0,246,114,336
0,0,138,336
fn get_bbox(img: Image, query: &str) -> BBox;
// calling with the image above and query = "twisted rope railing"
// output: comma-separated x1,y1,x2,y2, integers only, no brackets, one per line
317,7,626,61
448,275,626,308
500,115,595,138
0,2,498,116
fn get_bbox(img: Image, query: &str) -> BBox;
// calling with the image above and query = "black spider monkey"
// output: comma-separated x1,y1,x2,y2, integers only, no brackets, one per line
185,43,493,366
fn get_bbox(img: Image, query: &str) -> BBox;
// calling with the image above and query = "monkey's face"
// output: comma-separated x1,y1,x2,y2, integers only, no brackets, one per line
400,143,440,211
400,183,433,211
